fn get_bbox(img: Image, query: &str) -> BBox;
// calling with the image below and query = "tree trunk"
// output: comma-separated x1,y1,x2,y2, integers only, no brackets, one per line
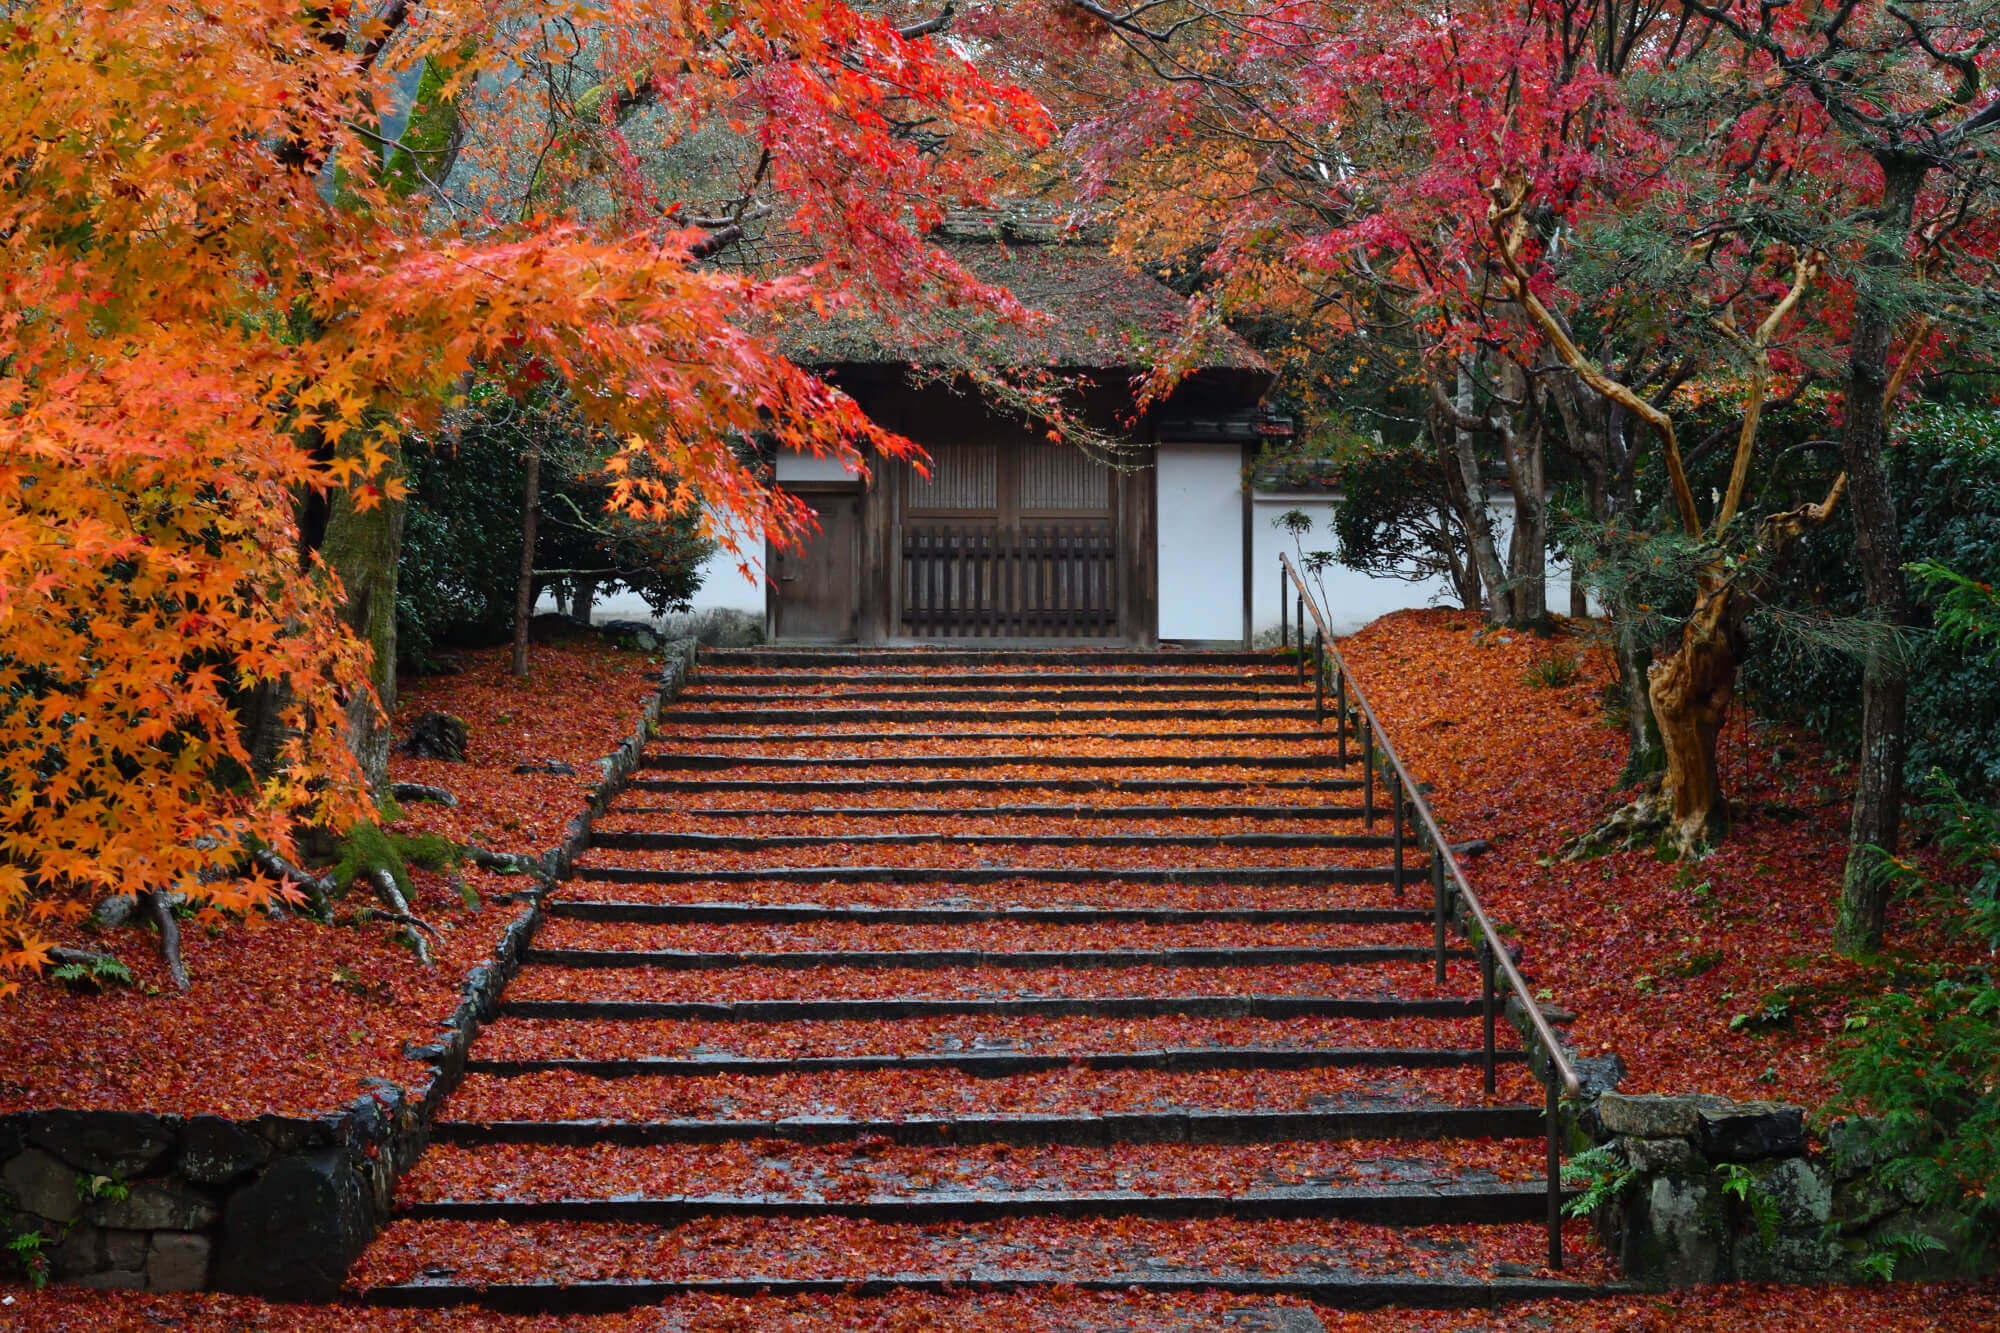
1646,573,1742,854
569,576,596,622
511,442,542,678
1497,390,1548,632
1570,578,1589,619
1836,157,1926,956
1448,362,1511,623
320,436,406,797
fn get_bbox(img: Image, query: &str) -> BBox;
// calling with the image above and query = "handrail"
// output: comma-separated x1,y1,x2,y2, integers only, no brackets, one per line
1279,553,1581,1269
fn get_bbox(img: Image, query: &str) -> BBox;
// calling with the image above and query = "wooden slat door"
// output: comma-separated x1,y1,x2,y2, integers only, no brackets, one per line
896,442,1119,639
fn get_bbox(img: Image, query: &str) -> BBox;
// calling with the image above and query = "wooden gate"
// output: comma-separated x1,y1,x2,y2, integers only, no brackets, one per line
899,523,1117,638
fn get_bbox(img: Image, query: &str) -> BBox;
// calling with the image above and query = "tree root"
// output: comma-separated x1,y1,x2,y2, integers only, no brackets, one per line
465,845,551,881
368,869,434,965
390,782,458,807
250,848,334,917
1562,789,1713,862
146,891,190,991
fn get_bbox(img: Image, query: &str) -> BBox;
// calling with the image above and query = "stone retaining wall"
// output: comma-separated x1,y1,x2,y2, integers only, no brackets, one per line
0,641,697,1297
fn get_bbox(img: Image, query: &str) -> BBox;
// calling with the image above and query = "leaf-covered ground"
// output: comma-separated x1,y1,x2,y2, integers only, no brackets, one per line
5,1278,1997,1330
1336,610,1979,1105
0,639,659,1115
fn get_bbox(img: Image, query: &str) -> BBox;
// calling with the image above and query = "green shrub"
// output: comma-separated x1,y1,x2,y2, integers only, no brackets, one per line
1741,404,2000,800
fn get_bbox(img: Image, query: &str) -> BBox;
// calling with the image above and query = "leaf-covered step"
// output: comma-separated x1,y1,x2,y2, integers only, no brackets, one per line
437,1065,1541,1125
546,900,1431,925
351,1214,1612,1303
530,915,1433,955
468,1011,1501,1063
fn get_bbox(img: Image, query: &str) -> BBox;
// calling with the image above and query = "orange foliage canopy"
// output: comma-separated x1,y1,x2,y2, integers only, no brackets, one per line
0,1,1043,987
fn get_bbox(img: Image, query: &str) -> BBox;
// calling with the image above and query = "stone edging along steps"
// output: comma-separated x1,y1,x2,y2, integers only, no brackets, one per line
0,640,701,1300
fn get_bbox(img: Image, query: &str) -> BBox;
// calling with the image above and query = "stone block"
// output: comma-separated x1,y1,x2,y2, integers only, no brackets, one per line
1832,1174,1904,1232
213,1149,374,1300
1596,1092,1728,1140
86,1181,218,1231
1734,1229,1843,1283
25,1110,175,1177
1698,1101,1805,1162
1622,1174,1731,1286
146,1231,213,1292
1752,1158,1832,1229
180,1116,273,1187
47,1225,104,1280
103,1229,147,1272
1622,1135,1704,1176
1826,1115,1886,1180
73,1268,147,1290
2,1147,83,1223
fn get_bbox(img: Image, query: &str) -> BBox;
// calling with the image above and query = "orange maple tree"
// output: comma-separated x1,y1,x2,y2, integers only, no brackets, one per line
0,1,1044,988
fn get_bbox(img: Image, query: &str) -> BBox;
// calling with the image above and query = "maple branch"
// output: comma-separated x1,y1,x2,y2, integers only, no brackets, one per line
1713,250,1820,531
1485,172,1702,537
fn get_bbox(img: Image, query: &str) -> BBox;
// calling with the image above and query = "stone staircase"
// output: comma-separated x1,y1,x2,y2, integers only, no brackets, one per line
352,649,1614,1316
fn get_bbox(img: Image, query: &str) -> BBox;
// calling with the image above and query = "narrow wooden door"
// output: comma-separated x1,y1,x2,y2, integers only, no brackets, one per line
772,489,861,642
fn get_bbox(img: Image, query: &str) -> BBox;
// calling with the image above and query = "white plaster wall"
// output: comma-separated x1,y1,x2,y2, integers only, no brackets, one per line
775,450,863,483
1156,444,1246,641
1251,490,1580,636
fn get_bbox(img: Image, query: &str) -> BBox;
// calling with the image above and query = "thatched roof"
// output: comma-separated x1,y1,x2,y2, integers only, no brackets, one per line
772,222,1270,380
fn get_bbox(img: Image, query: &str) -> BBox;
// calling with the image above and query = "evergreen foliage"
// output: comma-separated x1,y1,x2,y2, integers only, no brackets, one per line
399,381,712,666
1741,405,2000,801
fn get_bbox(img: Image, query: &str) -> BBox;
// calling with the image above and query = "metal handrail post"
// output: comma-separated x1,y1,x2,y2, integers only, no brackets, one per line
1481,938,1498,1094
1361,716,1374,828
1432,852,1448,984
1279,565,1288,650
1548,1079,1565,1270
1390,772,1404,898
1296,595,1306,681
1335,667,1348,761
1312,630,1324,724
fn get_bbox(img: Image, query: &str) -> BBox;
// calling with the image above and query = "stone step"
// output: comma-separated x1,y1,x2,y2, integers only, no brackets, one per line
499,995,1485,1022
677,687,1308,704
700,649,1281,667
433,1104,1547,1147
573,865,1415,886
399,1181,1555,1227
697,670,1298,687
646,730,1334,744
521,945,1464,971
585,830,1402,851
358,1270,1616,1315
637,752,1348,771
656,706,1322,725
464,1045,1519,1078
623,776,1361,795
642,803,1373,821
547,901,1431,926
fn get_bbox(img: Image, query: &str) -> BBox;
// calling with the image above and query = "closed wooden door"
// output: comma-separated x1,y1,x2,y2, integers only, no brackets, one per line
896,441,1119,638
773,489,861,641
